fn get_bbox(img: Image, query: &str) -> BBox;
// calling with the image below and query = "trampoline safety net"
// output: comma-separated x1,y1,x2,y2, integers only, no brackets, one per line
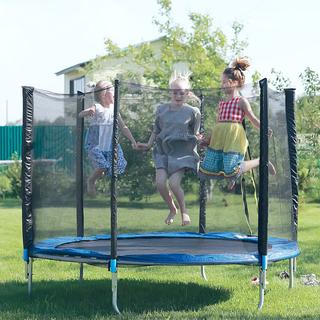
23,81,297,262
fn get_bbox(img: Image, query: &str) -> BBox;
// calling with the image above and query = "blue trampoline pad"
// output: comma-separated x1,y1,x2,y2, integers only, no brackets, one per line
30,232,300,266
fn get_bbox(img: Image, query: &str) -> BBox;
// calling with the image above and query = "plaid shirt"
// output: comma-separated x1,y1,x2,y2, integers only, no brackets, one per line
217,97,244,123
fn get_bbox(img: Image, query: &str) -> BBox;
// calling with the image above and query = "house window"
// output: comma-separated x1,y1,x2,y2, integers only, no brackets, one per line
70,76,85,95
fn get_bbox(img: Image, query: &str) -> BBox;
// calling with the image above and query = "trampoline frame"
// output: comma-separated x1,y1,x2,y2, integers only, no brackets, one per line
22,79,299,312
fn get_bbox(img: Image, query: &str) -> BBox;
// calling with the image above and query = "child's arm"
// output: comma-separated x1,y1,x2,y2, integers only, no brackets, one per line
136,105,160,151
193,109,209,146
194,109,201,136
79,106,95,118
239,97,260,129
197,133,211,147
118,114,137,148
240,97,272,136
136,132,156,151
146,132,156,149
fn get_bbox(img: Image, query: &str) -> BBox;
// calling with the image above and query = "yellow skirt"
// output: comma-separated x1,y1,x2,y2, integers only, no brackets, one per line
209,122,248,154
199,122,248,178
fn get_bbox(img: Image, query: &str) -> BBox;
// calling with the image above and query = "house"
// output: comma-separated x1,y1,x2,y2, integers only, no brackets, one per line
55,37,171,94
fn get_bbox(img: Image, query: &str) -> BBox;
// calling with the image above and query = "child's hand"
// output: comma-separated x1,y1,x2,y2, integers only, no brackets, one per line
196,133,204,141
131,141,138,150
87,108,95,116
136,142,150,151
196,133,209,147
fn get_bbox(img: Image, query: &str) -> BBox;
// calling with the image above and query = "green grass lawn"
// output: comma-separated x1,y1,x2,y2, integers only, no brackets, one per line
0,198,319,319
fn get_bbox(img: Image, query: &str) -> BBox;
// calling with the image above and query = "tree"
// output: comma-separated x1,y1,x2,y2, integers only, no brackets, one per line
296,68,320,133
296,68,320,198
85,0,249,89
228,22,248,60
299,67,320,97
270,68,291,92
84,0,249,200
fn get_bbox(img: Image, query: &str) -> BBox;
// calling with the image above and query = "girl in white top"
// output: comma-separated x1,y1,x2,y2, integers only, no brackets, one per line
79,80,137,197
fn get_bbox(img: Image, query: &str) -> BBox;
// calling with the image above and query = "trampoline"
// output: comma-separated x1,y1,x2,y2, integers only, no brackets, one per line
22,79,299,312
30,232,299,266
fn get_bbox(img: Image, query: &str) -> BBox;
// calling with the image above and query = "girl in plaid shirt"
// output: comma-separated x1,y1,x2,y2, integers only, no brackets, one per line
199,57,276,188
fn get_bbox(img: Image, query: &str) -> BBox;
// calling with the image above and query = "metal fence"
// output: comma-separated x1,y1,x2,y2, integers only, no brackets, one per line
0,126,22,160
0,125,76,173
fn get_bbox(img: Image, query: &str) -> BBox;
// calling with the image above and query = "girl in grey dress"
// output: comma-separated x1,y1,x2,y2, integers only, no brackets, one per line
138,75,201,226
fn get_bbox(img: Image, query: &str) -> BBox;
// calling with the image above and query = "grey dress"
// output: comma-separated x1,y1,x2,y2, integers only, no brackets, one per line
152,103,201,176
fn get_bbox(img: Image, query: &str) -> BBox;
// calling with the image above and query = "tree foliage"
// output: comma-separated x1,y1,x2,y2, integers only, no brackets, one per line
4,153,21,199
83,0,250,200
295,68,320,198
270,68,291,92
85,0,249,89
299,67,320,97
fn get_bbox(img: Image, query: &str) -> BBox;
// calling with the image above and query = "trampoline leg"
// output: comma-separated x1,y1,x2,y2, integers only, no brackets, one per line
27,258,33,296
258,256,267,310
258,268,266,310
293,257,297,273
289,258,294,288
79,263,84,281
112,272,121,314
200,266,208,281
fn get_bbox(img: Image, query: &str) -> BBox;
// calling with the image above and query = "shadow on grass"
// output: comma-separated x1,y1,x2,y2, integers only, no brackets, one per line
0,278,230,318
0,198,21,208
85,198,200,209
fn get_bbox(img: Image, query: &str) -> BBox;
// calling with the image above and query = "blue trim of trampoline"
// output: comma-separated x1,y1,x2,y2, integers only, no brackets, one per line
29,232,300,265
110,259,117,272
23,248,29,262
261,255,268,270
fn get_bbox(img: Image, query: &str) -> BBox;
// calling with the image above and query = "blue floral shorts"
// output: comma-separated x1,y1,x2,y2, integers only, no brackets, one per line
87,144,127,177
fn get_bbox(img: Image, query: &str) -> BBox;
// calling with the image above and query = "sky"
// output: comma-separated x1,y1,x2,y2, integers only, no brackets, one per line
0,0,319,125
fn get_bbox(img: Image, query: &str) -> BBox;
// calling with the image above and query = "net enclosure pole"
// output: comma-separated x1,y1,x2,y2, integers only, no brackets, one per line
198,93,207,234
110,79,120,262
22,86,34,295
258,78,269,310
110,79,120,314
258,78,269,257
22,87,34,260
76,91,85,281
284,88,298,240
76,91,85,238
198,93,208,281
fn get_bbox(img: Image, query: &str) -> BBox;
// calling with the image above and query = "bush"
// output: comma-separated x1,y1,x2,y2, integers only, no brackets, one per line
4,153,22,199
0,174,11,198
32,165,76,203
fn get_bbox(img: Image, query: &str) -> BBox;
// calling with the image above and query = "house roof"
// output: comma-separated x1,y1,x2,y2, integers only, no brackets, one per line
55,61,90,76
55,36,166,76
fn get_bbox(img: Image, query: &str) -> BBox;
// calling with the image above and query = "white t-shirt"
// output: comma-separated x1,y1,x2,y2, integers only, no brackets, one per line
91,103,114,152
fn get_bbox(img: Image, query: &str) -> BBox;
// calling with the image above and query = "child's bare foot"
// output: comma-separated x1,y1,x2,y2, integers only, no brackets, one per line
87,179,96,197
268,161,276,175
165,211,176,225
181,213,191,226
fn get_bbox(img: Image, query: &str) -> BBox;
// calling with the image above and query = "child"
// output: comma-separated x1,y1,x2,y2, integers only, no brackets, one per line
199,57,276,188
137,73,201,226
79,80,137,197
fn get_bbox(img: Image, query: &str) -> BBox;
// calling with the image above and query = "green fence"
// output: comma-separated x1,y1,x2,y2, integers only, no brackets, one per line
0,126,22,160
33,125,76,173
0,126,76,173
